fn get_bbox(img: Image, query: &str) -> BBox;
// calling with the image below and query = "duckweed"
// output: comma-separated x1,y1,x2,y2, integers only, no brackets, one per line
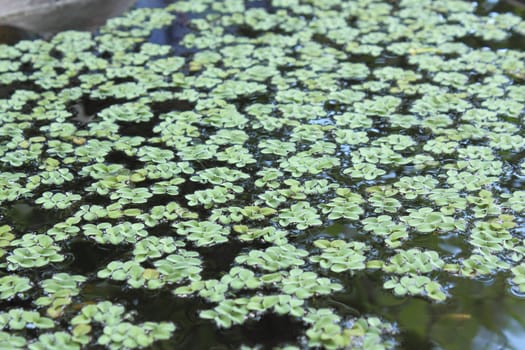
1,0,525,348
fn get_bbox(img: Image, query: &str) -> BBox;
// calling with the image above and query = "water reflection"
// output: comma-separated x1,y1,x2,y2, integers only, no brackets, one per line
390,275,525,350
336,274,520,348
135,0,173,49
438,283,525,349
314,221,525,349
134,0,203,56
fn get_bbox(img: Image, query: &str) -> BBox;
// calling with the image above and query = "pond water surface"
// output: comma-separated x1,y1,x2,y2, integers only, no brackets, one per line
1,0,525,349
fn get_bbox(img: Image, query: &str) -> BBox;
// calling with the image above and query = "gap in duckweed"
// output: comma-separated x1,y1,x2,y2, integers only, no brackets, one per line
67,239,133,275
2,0,525,348
225,314,305,348
2,201,64,232
198,240,254,280
104,151,145,170
322,271,525,349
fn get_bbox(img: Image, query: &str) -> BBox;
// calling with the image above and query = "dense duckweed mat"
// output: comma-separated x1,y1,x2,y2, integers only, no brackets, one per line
1,0,525,348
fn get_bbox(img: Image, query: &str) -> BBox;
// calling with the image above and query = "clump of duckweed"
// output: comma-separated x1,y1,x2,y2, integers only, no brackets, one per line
1,0,525,348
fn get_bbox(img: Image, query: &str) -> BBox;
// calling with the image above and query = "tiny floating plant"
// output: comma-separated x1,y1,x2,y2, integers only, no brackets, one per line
0,0,524,348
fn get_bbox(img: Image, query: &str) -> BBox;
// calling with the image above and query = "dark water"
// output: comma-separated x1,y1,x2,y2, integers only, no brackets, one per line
0,25,39,45
129,1,525,349
2,0,525,349
299,222,525,350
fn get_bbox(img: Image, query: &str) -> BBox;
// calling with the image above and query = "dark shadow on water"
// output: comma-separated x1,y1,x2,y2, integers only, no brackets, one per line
152,313,303,350
150,99,196,114
225,313,304,348
197,240,250,280
67,239,133,275
104,150,145,170
2,201,65,233
118,119,158,138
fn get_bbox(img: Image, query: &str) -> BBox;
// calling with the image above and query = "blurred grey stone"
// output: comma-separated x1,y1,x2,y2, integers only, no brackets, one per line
0,0,136,35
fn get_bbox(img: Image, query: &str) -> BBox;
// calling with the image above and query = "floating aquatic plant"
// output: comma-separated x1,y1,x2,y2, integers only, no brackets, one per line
0,0,525,348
